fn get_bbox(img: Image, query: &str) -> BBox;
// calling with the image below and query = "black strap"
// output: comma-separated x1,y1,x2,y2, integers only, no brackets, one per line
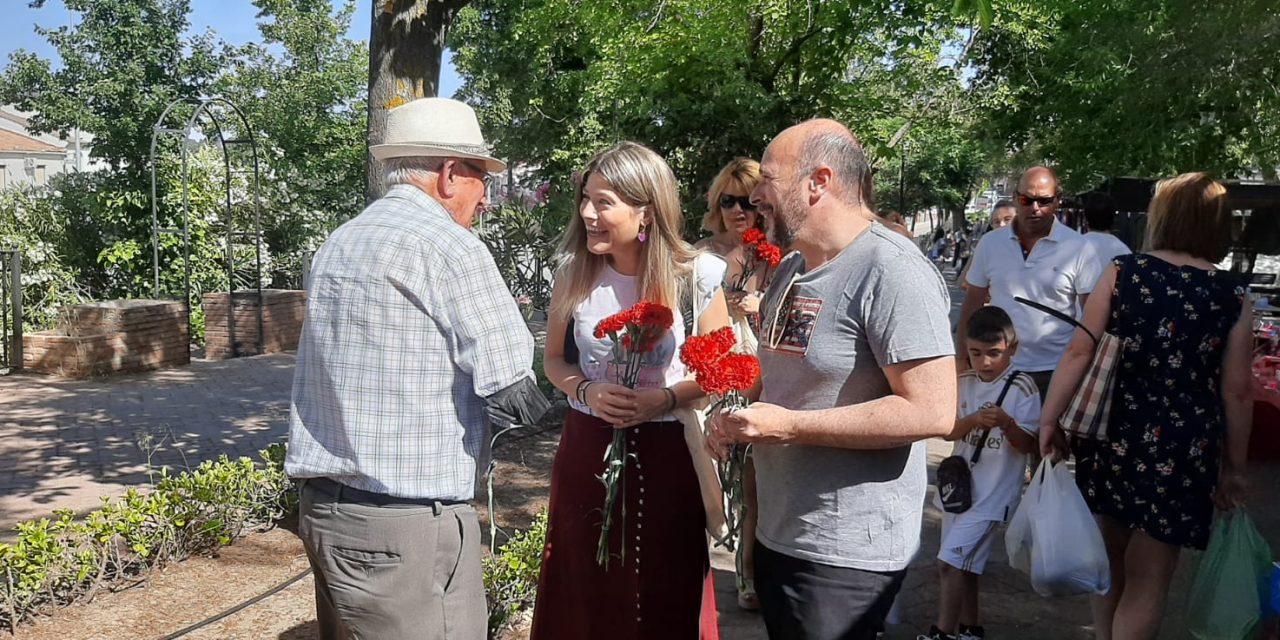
970,370,1022,465
1013,296,1099,346
562,318,579,364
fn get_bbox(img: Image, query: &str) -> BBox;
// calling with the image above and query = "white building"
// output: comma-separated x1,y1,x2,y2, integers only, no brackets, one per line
0,106,102,189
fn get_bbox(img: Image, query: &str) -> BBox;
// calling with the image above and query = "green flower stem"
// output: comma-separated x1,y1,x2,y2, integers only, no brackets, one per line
712,391,750,552
596,346,642,569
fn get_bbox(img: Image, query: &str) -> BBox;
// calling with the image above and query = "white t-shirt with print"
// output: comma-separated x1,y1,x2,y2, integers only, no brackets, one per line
939,367,1042,522
965,221,1102,372
567,253,726,420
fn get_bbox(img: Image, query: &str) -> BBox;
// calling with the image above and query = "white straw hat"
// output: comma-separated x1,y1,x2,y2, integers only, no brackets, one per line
369,98,507,172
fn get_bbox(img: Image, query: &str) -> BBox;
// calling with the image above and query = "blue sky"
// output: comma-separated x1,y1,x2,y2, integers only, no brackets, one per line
0,0,463,97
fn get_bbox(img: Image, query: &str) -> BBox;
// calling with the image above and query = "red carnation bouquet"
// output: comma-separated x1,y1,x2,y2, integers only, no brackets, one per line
593,300,674,568
679,326,761,552
730,228,783,292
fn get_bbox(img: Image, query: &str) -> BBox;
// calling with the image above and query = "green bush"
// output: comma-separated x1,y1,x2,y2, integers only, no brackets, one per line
1,442,554,636
0,186,88,331
477,203,567,314
484,509,548,637
0,444,294,632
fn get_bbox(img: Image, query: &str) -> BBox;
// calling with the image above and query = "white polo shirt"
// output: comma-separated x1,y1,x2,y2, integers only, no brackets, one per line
1083,232,1132,284
965,220,1102,372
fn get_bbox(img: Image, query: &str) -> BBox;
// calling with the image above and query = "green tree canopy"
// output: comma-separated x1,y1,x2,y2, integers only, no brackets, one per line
973,0,1280,188
1,0,224,174
450,0,982,230
0,0,369,315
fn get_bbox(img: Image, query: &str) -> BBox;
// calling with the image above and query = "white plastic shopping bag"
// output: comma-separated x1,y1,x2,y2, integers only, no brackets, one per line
1005,458,1111,597
1004,461,1041,575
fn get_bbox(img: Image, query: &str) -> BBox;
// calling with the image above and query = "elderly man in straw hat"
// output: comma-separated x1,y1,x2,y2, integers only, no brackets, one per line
286,98,549,640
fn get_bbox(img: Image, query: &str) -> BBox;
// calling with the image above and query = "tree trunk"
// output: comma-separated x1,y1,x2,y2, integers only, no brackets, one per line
365,0,469,203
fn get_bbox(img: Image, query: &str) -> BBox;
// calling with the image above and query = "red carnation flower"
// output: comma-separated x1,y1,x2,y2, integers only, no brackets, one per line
694,352,760,396
693,365,728,396
594,308,635,339
719,353,761,391
755,242,782,267
742,228,767,246
707,326,737,354
632,300,674,330
679,326,737,374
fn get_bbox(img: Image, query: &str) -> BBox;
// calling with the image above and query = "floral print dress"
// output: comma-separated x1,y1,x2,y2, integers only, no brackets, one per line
1074,253,1246,549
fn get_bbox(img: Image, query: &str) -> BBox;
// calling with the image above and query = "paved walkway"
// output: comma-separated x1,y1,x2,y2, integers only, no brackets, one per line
3,249,1277,638
0,354,296,528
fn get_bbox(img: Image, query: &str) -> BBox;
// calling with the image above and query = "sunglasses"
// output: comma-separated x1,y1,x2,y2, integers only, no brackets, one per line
718,194,756,211
1016,192,1058,207
448,160,491,187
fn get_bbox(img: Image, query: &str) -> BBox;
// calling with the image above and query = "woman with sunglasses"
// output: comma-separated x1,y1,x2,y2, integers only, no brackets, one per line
694,157,769,611
696,158,771,352
532,142,731,639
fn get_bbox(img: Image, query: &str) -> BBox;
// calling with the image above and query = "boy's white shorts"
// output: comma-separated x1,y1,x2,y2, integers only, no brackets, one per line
938,513,1002,575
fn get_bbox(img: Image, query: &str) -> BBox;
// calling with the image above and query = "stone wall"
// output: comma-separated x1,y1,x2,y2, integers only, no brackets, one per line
203,289,306,360
22,300,190,377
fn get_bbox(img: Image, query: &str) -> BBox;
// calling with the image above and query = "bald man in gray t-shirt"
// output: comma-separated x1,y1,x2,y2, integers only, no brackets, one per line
708,120,956,639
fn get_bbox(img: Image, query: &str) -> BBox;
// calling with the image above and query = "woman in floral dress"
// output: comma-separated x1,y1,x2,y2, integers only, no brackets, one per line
1039,172,1253,640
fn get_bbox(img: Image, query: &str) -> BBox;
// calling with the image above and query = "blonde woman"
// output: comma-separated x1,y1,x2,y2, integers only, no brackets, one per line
1040,173,1251,640
694,157,767,610
696,157,769,353
531,142,731,640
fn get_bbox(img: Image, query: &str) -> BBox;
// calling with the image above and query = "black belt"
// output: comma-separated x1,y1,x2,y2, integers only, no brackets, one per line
303,477,465,511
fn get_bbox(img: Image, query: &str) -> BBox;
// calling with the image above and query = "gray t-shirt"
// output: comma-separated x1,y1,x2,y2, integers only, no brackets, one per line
754,223,954,572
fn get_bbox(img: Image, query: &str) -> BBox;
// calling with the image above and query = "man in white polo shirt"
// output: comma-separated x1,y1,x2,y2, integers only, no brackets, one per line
956,166,1101,397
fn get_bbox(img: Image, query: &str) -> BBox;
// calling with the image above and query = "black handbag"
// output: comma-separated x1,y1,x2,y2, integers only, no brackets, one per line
937,371,1020,514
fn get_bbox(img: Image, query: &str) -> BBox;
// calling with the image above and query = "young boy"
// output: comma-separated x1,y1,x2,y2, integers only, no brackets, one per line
920,306,1041,640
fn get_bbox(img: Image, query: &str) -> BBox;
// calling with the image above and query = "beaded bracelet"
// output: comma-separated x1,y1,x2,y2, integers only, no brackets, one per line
662,387,678,412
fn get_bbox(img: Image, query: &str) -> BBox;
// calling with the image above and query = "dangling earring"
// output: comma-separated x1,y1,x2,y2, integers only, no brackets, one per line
637,223,648,243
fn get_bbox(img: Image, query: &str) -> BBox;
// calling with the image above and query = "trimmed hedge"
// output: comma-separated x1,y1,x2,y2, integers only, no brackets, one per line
1,443,551,637
0,444,295,632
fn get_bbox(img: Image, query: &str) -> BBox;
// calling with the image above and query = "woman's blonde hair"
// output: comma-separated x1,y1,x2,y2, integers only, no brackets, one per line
1145,172,1233,262
551,141,700,322
701,158,762,233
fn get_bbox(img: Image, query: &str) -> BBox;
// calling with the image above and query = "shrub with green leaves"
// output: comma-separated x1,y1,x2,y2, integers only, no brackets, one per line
0,185,88,331
484,509,548,636
476,203,568,315
0,444,294,632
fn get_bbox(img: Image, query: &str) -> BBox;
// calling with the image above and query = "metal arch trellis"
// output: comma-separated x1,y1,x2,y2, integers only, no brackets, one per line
149,96,265,357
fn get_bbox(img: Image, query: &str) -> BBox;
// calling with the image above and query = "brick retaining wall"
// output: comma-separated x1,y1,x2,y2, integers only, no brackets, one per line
203,289,306,360
22,300,190,377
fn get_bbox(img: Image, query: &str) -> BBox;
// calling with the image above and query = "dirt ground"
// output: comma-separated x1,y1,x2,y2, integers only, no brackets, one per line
11,407,1280,639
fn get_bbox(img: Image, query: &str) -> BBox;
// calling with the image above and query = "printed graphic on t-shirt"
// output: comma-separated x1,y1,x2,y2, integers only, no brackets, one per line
763,295,822,356
964,428,1004,452
586,332,675,389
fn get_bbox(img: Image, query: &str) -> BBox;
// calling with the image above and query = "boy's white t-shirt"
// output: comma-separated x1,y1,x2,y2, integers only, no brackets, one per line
940,366,1043,522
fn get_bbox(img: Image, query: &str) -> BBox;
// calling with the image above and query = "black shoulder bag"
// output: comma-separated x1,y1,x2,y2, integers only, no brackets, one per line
937,371,1021,514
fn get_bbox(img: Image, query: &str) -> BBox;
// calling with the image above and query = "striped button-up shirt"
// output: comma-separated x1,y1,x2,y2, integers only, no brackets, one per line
284,185,536,501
